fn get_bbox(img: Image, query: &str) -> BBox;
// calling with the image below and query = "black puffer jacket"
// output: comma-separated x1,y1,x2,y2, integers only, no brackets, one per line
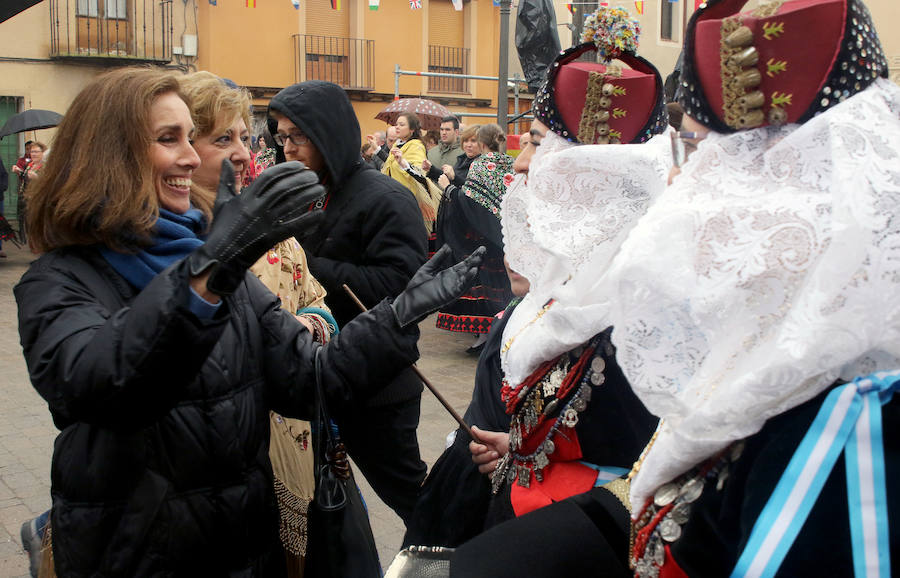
15,246,419,577
269,81,427,405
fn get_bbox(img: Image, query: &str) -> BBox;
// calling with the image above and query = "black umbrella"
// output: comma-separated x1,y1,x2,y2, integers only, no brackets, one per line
1,0,44,24
0,109,63,139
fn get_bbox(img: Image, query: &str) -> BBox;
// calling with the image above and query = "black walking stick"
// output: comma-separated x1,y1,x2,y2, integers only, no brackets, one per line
342,283,482,444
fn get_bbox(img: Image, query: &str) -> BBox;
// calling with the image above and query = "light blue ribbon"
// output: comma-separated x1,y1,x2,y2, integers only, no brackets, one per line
731,370,899,578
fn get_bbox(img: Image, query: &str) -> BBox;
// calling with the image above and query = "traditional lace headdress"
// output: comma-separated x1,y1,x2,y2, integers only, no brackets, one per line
613,0,899,513
532,7,667,145
500,6,671,389
677,0,887,132
611,75,900,511
500,130,672,389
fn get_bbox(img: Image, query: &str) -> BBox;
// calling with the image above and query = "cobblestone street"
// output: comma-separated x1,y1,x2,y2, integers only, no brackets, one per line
0,242,479,576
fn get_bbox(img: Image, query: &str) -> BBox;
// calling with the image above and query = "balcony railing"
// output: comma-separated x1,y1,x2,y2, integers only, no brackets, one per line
293,35,374,91
50,0,173,62
428,45,469,94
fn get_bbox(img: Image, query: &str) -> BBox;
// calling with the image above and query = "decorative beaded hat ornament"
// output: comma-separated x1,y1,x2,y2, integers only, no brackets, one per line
678,0,888,132
532,6,667,145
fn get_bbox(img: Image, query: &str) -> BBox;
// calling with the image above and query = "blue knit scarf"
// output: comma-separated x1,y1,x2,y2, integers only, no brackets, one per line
101,208,207,290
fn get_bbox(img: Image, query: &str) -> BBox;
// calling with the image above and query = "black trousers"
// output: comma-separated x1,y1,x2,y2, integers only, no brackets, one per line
337,393,427,526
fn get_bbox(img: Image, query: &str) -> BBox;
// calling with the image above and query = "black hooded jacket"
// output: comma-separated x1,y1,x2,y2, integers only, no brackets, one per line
269,81,427,405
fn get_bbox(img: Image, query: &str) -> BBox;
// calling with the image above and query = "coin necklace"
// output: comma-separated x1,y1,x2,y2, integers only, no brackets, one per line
629,442,745,576
492,336,605,493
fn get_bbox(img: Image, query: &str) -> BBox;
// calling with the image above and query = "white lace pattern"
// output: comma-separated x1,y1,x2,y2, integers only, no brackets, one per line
500,131,672,388
604,79,900,512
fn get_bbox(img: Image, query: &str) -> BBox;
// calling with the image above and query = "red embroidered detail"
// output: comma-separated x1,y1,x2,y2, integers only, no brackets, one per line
500,341,596,415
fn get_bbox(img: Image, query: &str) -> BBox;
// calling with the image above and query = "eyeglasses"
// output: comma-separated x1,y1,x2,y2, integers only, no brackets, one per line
670,131,706,168
274,131,310,147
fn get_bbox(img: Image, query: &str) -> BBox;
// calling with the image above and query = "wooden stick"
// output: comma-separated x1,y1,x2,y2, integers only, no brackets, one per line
342,284,481,443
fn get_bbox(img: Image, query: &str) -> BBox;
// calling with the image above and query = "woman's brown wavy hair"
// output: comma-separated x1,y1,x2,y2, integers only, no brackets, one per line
27,67,214,253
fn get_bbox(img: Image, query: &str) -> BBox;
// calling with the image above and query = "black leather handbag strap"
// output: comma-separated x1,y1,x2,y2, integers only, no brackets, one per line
313,347,337,450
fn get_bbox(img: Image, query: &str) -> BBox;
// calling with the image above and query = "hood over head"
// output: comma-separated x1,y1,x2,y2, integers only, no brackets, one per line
268,81,362,187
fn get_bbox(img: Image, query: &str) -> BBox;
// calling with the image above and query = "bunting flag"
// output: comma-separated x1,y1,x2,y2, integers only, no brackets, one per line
565,3,573,14
410,0,421,8
451,0,463,10
492,0,500,5
634,0,643,14
369,0,379,9
331,0,341,9
245,0,255,7
694,0,703,8
292,0,300,8
208,0,216,5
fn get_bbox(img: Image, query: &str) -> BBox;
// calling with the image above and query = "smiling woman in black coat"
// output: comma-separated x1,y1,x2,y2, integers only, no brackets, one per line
15,68,481,577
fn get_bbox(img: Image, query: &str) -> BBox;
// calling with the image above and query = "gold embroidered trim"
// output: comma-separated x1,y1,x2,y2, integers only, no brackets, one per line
577,67,623,144
720,17,764,129
603,477,632,512
274,477,310,556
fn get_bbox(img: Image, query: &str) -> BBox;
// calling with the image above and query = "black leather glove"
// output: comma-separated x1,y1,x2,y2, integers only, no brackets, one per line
391,244,486,328
188,159,324,296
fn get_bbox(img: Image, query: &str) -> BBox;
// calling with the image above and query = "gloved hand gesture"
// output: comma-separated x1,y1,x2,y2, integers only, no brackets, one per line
391,244,486,328
189,159,324,296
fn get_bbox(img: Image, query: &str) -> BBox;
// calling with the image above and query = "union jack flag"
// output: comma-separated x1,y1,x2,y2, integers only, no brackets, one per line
409,0,421,8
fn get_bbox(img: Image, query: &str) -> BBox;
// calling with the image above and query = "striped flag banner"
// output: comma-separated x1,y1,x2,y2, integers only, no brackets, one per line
634,0,644,14
410,0,421,8
292,0,300,8
451,0,463,10
208,0,216,5
245,0,255,7
331,0,341,9
369,0,379,9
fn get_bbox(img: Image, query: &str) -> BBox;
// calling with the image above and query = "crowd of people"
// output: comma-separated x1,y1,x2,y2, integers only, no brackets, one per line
9,0,900,576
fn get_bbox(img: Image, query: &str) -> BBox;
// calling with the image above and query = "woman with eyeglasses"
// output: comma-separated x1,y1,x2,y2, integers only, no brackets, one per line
14,67,481,576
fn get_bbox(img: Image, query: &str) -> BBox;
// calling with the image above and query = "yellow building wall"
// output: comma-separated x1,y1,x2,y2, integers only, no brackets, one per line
0,0,189,147
196,0,300,88
196,0,518,144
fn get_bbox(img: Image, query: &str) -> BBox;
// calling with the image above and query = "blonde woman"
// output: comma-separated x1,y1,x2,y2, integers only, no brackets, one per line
179,71,331,577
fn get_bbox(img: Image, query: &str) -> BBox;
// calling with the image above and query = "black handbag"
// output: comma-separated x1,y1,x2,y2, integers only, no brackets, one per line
305,348,382,578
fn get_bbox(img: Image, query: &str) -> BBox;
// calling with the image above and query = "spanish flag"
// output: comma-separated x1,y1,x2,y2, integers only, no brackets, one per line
331,0,341,9
246,0,255,7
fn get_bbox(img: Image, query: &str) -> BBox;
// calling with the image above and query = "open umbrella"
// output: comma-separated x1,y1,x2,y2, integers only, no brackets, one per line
375,98,452,131
0,109,63,139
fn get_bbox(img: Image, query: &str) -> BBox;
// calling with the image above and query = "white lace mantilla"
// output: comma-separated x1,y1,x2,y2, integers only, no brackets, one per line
500,130,672,389
501,130,575,286
604,79,900,512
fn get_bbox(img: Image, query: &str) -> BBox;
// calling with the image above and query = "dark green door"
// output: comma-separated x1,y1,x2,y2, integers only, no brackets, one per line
0,96,23,227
